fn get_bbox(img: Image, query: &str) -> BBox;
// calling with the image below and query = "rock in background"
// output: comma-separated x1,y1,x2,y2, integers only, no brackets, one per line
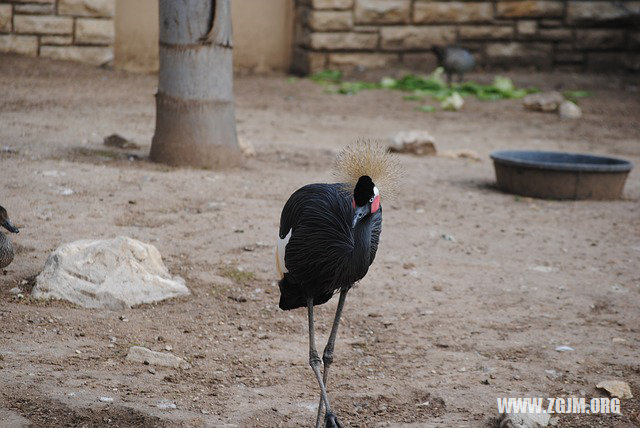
596,380,633,399
558,100,582,119
32,236,189,309
389,130,436,156
523,91,565,112
498,412,550,428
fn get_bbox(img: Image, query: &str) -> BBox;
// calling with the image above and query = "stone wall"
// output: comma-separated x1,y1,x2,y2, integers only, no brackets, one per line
0,0,114,66
292,0,640,74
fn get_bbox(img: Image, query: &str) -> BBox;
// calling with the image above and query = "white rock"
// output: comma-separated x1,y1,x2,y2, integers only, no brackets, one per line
389,130,436,156
0,409,31,428
156,400,177,410
596,380,633,399
99,396,114,403
529,266,557,273
438,149,481,161
126,346,191,369
499,412,550,428
545,369,561,379
523,91,564,112
555,345,574,352
32,236,189,309
238,137,256,157
558,100,582,119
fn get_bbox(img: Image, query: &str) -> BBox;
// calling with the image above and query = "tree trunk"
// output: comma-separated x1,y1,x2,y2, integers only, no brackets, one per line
150,0,241,168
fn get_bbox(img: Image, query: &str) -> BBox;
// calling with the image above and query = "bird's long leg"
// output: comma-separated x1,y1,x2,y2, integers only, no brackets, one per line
315,289,348,428
307,297,334,421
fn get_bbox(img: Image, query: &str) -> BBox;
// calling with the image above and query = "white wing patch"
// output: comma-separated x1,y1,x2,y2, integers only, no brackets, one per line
275,228,292,279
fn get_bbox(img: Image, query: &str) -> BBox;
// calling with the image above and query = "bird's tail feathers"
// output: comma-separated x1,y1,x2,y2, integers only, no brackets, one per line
278,276,333,310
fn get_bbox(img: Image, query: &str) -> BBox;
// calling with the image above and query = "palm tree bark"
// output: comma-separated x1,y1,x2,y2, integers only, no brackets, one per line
150,0,241,168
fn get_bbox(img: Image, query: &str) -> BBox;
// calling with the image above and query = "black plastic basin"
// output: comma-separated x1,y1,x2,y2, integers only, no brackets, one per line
490,150,633,200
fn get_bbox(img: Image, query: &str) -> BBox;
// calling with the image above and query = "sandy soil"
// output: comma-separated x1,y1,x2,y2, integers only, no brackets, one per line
0,54,639,427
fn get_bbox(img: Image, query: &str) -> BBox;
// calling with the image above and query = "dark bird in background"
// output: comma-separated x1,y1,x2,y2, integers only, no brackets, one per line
276,143,399,428
0,205,19,270
432,45,475,85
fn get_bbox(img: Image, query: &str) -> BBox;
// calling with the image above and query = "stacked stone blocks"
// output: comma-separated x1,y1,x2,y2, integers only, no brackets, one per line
293,0,640,74
0,0,114,66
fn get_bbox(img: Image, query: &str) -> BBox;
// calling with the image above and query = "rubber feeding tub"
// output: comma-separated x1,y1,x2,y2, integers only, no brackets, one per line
490,150,633,200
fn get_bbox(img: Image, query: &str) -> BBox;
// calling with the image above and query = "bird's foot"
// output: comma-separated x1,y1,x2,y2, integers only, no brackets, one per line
324,412,343,428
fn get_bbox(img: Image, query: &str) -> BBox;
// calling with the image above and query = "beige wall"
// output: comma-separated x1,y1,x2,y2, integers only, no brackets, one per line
233,0,294,73
114,0,294,73
114,0,157,73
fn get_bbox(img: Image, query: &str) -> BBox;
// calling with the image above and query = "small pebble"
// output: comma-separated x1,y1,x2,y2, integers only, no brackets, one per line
148,367,156,374
555,345,575,352
99,397,114,403
545,369,561,380
9,287,22,295
156,400,177,410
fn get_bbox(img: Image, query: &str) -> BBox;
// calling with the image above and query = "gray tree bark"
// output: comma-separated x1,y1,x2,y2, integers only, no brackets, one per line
150,0,241,168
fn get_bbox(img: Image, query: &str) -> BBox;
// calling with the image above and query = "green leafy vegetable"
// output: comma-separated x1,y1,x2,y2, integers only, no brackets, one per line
563,90,591,103
308,69,562,108
310,69,343,83
415,105,436,112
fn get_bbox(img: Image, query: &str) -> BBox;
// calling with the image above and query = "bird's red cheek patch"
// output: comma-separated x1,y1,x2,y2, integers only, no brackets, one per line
352,198,356,209
371,195,380,213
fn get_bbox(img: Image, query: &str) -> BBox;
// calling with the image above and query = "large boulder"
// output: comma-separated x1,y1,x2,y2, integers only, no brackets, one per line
33,236,189,309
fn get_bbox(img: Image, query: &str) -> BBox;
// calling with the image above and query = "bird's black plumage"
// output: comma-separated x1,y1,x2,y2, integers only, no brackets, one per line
277,181,381,310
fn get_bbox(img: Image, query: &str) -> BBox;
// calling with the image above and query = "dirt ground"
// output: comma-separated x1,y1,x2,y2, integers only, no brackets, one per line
0,54,639,427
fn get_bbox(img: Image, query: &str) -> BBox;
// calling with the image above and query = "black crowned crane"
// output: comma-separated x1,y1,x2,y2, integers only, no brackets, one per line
275,143,399,428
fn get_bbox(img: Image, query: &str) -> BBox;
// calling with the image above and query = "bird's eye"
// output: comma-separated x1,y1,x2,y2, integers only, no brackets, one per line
369,197,374,203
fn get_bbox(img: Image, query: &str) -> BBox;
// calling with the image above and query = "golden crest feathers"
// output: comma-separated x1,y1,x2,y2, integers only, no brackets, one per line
333,139,401,200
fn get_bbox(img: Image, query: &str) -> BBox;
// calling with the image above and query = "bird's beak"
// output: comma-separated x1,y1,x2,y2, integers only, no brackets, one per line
2,219,19,234
352,205,369,228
